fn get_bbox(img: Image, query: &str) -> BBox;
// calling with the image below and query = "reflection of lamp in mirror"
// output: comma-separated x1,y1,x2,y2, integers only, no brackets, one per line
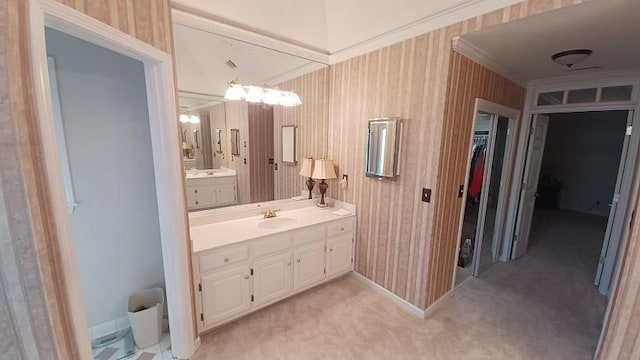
299,157,315,199
311,159,337,207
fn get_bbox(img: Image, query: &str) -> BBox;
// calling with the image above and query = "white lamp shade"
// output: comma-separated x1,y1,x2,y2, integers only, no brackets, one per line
179,114,190,123
263,89,282,105
311,159,337,180
245,86,264,103
189,115,200,124
224,83,246,100
299,157,314,177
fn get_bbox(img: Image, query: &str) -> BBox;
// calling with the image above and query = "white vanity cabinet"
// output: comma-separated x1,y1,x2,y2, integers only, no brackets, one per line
193,217,355,333
186,176,237,210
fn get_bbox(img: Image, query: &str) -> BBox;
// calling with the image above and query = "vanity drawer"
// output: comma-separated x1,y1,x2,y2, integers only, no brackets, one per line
293,225,326,247
253,233,293,258
199,244,249,273
327,219,354,237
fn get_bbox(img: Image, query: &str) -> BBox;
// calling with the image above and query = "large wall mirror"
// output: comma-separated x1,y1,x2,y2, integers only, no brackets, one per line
173,14,330,211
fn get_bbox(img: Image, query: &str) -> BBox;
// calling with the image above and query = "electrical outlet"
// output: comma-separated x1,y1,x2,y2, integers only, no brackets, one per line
422,188,432,203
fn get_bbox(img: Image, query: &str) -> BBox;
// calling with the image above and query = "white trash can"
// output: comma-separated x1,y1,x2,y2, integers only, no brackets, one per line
127,288,164,349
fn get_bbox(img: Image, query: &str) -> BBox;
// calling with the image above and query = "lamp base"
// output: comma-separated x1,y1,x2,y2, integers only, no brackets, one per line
305,177,315,199
315,201,331,208
317,179,330,208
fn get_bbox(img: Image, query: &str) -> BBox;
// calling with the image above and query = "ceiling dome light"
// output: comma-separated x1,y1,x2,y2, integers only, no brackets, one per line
245,86,264,103
551,49,593,68
224,81,246,100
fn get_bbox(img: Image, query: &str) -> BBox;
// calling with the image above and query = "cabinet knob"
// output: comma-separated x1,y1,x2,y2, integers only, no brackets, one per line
195,201,199,205
329,248,333,252
195,189,198,193
224,257,229,263
340,226,345,231
244,275,250,280
296,259,301,263
287,262,292,266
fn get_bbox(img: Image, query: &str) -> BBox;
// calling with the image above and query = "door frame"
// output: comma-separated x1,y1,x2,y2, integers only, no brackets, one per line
503,71,640,262
504,70,640,360
452,99,520,287
28,1,198,358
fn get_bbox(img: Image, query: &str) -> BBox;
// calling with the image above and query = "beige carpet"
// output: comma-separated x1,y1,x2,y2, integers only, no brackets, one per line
192,209,607,360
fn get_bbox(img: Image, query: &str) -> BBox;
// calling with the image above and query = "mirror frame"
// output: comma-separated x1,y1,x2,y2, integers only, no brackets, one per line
281,125,297,165
214,128,223,153
230,128,240,156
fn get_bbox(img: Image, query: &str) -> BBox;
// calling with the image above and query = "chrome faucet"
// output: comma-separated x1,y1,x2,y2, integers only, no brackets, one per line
261,209,280,219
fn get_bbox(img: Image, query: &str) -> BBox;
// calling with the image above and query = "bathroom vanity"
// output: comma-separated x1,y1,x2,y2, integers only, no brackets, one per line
190,203,356,333
185,168,238,210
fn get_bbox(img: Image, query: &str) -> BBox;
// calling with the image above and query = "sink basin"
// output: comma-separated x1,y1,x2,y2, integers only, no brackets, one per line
258,217,298,229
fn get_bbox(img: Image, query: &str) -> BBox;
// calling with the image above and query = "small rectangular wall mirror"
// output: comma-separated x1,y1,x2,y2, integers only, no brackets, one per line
281,125,297,164
230,128,240,156
214,128,223,153
365,117,402,179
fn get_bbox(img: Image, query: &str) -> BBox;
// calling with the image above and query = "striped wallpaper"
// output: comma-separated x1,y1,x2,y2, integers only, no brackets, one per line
327,0,587,310
248,104,275,203
428,52,526,306
274,67,330,200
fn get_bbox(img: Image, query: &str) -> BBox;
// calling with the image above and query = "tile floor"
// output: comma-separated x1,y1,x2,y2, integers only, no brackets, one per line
190,208,607,360
92,328,173,360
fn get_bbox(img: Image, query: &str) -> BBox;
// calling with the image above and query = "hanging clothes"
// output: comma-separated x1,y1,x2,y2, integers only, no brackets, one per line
469,146,487,199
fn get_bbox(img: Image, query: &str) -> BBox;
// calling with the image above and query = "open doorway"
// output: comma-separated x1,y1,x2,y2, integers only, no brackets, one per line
455,100,518,286
513,110,637,296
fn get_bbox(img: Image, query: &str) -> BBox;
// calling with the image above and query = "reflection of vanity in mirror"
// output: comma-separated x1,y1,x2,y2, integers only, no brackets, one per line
174,18,331,211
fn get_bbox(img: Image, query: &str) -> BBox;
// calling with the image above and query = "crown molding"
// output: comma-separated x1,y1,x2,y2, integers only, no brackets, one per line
172,8,330,65
262,62,328,86
452,36,528,86
528,69,640,89
327,0,524,64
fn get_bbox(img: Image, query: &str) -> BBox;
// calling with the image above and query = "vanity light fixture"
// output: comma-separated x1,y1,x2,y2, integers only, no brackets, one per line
223,79,302,107
299,157,315,199
179,114,200,124
551,49,593,68
311,159,337,208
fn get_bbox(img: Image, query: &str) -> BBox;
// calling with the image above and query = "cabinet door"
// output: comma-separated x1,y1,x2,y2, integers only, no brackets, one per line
200,264,251,328
293,242,325,291
253,252,292,307
186,187,198,209
197,186,218,208
216,183,237,205
327,234,353,277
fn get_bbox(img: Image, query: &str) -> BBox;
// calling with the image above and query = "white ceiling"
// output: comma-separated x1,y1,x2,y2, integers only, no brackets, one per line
174,23,323,104
171,0,523,55
460,0,640,81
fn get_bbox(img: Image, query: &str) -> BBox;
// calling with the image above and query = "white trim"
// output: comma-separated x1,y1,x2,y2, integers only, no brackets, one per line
452,37,527,86
350,272,425,319
328,0,523,64
262,61,328,86
423,289,454,320
29,1,198,359
172,0,524,66
171,8,330,65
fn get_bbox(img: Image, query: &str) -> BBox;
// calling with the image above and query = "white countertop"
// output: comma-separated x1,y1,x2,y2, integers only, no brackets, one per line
190,206,355,253
186,168,236,179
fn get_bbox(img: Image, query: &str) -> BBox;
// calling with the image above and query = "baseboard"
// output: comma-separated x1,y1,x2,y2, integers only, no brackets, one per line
186,337,201,360
350,272,425,319
423,289,453,319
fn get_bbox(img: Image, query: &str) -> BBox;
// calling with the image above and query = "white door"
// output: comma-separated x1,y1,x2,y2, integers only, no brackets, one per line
326,235,353,277
595,111,637,294
293,243,325,291
253,252,293,307
216,183,237,205
201,264,252,328
512,114,550,259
